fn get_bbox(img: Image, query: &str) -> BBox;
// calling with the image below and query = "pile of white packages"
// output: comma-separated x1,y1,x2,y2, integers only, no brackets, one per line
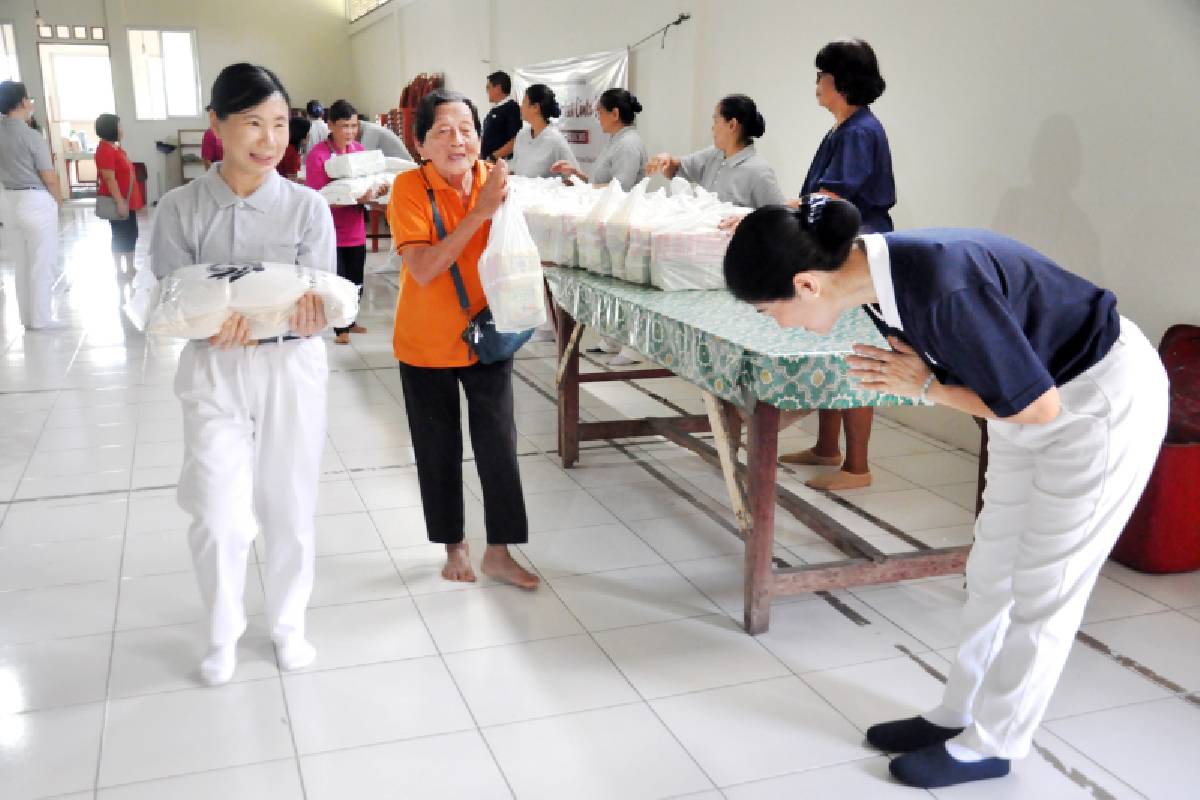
319,149,418,206
508,175,750,291
124,262,361,340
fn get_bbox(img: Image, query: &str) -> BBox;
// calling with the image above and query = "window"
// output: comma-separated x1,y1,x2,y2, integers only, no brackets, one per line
128,29,200,119
1,24,17,82
348,0,393,23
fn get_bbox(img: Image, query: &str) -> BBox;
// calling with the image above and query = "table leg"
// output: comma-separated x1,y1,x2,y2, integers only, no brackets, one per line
744,401,780,634
556,305,580,468
370,207,381,254
975,417,988,516
703,393,752,536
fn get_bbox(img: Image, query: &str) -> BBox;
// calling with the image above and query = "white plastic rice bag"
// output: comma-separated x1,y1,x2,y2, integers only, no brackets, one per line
384,157,418,174
478,196,546,332
138,262,360,339
624,190,687,285
323,149,386,179
649,206,748,291
577,179,626,275
604,177,650,281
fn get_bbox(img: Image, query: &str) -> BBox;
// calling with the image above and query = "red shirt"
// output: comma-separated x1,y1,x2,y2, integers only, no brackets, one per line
277,144,301,178
201,128,223,163
94,140,144,211
305,139,366,248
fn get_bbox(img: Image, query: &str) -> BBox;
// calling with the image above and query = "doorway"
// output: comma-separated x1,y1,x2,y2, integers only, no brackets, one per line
37,43,116,201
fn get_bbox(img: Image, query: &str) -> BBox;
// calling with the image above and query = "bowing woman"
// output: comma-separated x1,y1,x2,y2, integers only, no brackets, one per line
723,196,1168,790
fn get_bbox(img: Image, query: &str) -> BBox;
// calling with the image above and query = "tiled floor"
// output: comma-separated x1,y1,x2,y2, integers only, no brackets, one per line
1,207,1198,799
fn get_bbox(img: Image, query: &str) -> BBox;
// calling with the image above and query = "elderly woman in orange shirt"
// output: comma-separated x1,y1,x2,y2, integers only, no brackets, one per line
386,89,538,590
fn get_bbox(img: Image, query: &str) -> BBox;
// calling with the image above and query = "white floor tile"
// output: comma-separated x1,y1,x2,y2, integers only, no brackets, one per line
651,676,871,787
389,540,538,595
1102,560,1200,609
594,614,789,699
283,657,474,754
464,455,582,496
121,530,193,577
349,469,425,510
414,583,582,652
96,759,304,800
523,488,620,533
126,491,191,535
550,563,721,631
0,536,123,590
0,496,127,545
724,756,911,799
0,634,112,713
854,577,967,650
314,480,366,516
850,489,977,532
519,523,664,578
109,620,279,697
801,654,950,734
445,634,639,726
370,498,487,548
116,569,263,631
1036,639,1172,721
0,702,104,798
307,551,405,607
98,680,294,787
874,451,979,488
1045,699,1200,800
291,597,437,672
1082,575,1170,623
627,512,744,562
0,580,119,645
301,730,511,800
1081,610,1200,692
483,703,713,800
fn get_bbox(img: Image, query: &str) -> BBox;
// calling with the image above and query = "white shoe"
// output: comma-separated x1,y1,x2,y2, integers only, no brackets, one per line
609,349,641,367
275,636,316,671
199,644,237,686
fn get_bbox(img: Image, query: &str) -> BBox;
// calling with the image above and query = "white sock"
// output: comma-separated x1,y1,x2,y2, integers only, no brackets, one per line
199,644,237,686
275,636,316,671
945,740,987,762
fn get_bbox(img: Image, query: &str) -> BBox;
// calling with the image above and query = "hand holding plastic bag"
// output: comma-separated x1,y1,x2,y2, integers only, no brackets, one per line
478,194,547,332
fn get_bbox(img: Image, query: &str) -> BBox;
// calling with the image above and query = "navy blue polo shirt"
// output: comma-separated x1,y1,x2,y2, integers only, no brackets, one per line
865,229,1120,418
480,98,522,160
801,107,896,234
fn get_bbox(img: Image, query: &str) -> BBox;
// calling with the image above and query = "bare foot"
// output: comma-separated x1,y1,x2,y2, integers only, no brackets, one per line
780,447,843,466
350,324,368,333
805,469,873,491
481,545,540,590
334,331,351,345
442,543,477,582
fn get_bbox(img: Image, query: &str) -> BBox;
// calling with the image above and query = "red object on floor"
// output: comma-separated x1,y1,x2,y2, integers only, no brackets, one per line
1111,324,1200,574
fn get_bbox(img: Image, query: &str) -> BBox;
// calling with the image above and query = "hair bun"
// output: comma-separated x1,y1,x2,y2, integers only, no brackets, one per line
754,112,766,138
799,195,860,256
630,94,643,113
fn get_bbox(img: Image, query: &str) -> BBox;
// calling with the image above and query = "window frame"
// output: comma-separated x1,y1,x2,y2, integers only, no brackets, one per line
0,21,19,83
347,0,394,24
126,26,202,121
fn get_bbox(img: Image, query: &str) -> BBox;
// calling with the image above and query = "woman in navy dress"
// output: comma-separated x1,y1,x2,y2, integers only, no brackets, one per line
724,197,1168,790
781,39,896,492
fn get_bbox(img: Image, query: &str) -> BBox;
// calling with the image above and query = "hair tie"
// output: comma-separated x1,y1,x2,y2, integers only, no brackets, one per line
803,194,828,229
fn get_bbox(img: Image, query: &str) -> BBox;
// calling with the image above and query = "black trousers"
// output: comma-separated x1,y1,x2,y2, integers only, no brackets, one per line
398,358,528,546
109,212,138,253
334,244,366,334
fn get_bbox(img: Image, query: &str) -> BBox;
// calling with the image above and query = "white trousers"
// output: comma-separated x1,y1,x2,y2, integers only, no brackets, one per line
0,188,59,328
929,317,1168,758
175,337,329,647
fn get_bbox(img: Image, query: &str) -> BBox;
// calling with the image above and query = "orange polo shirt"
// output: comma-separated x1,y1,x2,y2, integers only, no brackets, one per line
388,161,493,367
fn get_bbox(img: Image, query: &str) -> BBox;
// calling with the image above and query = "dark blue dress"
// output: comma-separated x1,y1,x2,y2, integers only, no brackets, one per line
866,229,1120,418
801,107,896,234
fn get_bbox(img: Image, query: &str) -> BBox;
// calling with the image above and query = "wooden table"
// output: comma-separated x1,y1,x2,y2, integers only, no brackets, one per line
367,201,390,253
547,268,976,634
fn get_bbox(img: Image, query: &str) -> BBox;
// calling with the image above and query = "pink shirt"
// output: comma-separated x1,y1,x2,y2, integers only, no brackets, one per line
200,128,223,163
305,139,366,247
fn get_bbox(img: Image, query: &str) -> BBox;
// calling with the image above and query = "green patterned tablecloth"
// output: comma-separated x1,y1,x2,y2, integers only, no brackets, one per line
545,267,920,411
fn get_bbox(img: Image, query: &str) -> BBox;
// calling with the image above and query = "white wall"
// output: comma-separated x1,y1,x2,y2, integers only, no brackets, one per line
358,0,1199,451
0,0,355,202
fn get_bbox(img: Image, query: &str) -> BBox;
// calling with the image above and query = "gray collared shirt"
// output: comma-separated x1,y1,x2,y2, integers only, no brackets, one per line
511,124,577,179
677,144,786,209
359,121,412,161
150,165,336,278
0,115,53,190
590,126,646,190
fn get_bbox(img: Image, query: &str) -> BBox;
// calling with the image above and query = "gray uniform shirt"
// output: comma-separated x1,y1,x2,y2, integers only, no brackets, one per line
0,115,53,189
359,121,411,160
510,124,577,179
150,165,336,278
590,126,646,190
677,144,786,209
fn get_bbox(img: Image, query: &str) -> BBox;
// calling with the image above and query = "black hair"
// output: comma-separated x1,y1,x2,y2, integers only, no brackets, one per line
723,197,862,302
0,80,28,114
414,88,482,144
305,100,324,119
815,39,886,106
599,88,642,125
288,117,312,148
94,113,120,142
209,63,290,120
523,84,561,122
486,71,512,95
328,99,358,124
718,94,766,144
